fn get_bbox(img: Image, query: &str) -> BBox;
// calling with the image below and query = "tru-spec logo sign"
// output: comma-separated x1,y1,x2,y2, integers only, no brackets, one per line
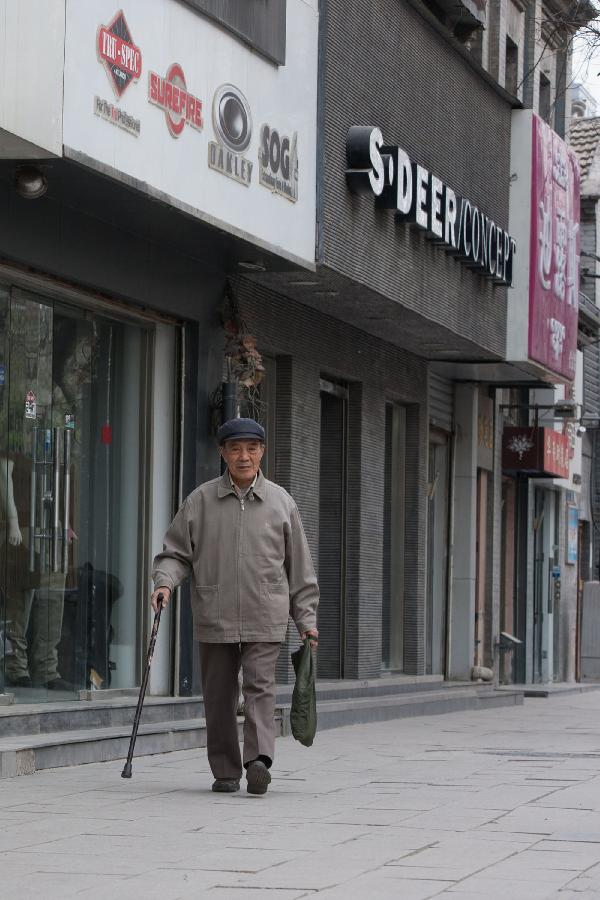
97,10,142,98
149,64,203,137
345,126,517,286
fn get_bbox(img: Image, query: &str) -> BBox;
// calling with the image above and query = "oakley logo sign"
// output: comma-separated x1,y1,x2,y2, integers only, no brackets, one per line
208,84,253,186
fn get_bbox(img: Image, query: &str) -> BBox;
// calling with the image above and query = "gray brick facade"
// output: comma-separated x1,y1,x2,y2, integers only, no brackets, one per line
320,0,513,360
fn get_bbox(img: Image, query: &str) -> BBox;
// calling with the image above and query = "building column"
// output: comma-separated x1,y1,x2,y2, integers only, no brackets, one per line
448,383,479,680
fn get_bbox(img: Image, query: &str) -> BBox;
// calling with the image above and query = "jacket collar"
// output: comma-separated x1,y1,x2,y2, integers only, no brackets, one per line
217,469,266,500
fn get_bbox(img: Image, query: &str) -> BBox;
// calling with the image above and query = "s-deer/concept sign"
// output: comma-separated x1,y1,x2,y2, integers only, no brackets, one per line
345,126,517,287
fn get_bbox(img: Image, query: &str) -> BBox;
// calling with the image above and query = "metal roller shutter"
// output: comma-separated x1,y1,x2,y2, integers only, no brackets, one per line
429,371,454,433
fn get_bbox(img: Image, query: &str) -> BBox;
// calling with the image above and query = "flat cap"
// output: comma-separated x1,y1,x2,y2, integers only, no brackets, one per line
217,417,265,445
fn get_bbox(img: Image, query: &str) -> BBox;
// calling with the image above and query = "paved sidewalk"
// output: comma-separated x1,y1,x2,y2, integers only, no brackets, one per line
3,693,600,899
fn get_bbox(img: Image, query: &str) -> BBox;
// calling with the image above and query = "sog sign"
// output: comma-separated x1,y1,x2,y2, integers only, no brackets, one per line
258,125,298,203
346,126,516,286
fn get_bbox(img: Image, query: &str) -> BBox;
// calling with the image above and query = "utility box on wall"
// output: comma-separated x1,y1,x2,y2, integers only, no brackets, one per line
581,581,600,680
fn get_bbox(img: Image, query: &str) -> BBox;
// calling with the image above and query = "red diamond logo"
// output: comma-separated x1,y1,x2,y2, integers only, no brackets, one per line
97,10,142,98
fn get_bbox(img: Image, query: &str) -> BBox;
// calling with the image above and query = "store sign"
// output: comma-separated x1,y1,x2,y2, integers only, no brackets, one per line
97,10,142,98
258,125,298,202
208,84,253,186
94,95,140,136
528,114,580,381
25,391,37,420
345,126,516,286
502,426,570,479
64,0,318,264
148,64,203,137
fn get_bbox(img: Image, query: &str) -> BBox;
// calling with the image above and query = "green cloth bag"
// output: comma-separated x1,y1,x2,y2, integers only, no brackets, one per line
290,637,317,747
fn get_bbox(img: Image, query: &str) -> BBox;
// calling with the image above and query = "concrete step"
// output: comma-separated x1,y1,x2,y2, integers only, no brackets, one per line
276,674,447,704
281,685,524,734
0,716,249,779
0,684,524,779
0,695,206,738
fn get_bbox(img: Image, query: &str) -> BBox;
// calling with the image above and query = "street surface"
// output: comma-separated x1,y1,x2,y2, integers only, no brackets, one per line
3,692,600,898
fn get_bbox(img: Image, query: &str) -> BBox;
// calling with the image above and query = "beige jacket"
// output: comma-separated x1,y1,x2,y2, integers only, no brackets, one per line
152,470,319,643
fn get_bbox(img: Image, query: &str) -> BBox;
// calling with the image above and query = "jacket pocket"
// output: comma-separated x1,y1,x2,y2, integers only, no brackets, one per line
192,584,220,629
259,579,290,628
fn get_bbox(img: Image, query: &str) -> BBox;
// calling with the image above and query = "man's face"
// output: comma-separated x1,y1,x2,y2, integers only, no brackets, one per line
221,439,265,487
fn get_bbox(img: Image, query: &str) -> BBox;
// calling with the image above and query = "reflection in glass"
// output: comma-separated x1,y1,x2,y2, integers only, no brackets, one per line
0,289,150,702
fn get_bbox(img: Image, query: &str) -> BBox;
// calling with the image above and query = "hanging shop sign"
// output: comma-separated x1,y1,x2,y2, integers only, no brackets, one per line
148,64,203,138
502,426,570,479
528,114,580,381
208,84,253,186
97,10,142,98
258,125,298,202
345,126,516,286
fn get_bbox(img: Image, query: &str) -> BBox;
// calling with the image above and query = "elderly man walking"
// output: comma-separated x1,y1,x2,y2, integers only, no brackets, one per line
151,418,319,795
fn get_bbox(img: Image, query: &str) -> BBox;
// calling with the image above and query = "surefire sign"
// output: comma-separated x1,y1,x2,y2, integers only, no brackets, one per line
528,113,580,380
97,10,142,98
148,64,203,137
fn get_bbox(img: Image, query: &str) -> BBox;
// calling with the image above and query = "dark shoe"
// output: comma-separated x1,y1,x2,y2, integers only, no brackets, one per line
6,675,32,688
211,778,240,793
246,760,271,795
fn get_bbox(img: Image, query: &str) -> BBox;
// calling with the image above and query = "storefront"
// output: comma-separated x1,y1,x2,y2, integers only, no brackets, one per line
0,0,319,703
503,111,583,684
232,0,524,682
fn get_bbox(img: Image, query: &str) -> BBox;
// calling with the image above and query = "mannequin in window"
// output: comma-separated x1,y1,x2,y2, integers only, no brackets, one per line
2,318,94,692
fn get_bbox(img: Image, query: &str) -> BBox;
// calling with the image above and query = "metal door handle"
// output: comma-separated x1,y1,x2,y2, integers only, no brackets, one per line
62,428,71,573
29,428,38,573
52,427,61,573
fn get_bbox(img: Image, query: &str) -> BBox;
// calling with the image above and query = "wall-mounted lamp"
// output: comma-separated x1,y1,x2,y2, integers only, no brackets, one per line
14,166,48,200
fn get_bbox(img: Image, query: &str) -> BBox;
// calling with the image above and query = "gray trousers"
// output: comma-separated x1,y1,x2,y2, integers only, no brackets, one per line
5,588,64,682
200,641,280,780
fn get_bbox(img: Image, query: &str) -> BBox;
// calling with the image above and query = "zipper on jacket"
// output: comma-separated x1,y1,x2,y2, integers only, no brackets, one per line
237,494,244,636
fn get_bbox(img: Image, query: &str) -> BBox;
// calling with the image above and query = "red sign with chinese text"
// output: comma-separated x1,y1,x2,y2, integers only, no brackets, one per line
502,426,570,479
528,114,580,381
543,427,570,479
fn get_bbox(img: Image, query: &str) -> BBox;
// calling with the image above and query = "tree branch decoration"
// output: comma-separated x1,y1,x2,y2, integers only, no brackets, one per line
210,284,267,433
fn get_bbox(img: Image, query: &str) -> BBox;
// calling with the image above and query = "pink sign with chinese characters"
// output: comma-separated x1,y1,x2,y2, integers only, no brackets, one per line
528,114,580,380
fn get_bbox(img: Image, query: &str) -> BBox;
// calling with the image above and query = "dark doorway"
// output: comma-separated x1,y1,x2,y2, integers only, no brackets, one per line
318,378,348,679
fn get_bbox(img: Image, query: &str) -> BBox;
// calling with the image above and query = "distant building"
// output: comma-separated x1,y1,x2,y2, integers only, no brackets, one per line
572,82,598,120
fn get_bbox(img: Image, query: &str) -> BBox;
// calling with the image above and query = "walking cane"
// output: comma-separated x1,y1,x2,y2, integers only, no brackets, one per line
121,593,164,779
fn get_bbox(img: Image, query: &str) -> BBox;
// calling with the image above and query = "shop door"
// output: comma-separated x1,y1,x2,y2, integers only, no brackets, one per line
426,432,449,675
474,470,488,668
318,380,348,679
0,288,150,702
500,478,517,684
532,487,546,683
382,404,406,672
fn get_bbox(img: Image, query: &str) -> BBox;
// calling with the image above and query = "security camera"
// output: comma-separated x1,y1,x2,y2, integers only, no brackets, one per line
500,631,521,645
497,631,522,651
